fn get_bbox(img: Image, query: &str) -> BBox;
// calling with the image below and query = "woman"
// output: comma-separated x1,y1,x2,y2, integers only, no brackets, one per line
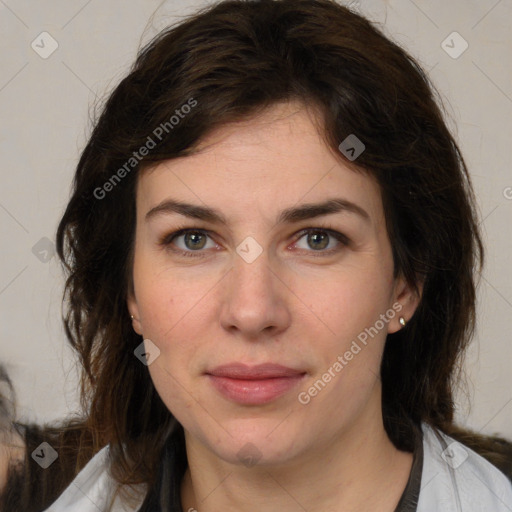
3,0,512,510
0,365,97,511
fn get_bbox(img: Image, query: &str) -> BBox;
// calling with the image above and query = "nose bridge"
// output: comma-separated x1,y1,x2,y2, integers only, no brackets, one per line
233,244,273,293
220,242,290,337
230,244,276,308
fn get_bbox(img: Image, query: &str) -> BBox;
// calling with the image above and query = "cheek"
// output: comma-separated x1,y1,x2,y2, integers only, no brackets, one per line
297,274,389,419
147,359,197,414
134,276,201,413
133,264,213,385
133,252,194,341
301,265,394,394
313,266,392,332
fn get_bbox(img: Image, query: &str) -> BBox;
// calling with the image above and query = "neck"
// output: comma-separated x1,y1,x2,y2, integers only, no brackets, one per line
180,389,414,512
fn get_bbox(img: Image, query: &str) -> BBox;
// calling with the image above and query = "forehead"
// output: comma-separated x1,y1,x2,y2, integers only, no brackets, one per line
137,101,384,228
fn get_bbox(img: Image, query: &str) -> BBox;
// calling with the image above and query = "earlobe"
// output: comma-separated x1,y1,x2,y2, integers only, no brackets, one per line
388,276,423,334
127,294,143,336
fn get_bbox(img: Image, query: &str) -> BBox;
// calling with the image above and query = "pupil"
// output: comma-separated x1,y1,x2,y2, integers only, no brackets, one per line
186,232,205,249
309,232,328,250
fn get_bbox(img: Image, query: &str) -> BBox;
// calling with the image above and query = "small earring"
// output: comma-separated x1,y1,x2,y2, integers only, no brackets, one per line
399,317,407,327
130,315,134,320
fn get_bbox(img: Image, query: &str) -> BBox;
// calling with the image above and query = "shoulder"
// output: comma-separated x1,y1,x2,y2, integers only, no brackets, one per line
418,422,512,511
42,445,147,512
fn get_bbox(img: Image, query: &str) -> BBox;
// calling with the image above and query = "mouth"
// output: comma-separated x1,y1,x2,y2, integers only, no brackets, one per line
205,363,307,405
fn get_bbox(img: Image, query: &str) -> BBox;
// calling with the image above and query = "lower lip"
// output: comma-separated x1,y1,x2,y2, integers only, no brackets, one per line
207,374,306,405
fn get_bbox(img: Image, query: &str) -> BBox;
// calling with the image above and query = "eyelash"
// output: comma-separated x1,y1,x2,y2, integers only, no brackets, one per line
159,225,350,259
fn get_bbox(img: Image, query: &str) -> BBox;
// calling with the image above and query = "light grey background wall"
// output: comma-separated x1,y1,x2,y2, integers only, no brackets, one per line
1,0,511,438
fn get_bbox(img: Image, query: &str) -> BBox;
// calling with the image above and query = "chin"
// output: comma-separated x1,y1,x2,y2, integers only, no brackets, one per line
199,421,305,467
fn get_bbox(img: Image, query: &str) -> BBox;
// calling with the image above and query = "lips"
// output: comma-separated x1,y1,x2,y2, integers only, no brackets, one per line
207,363,305,379
206,363,306,405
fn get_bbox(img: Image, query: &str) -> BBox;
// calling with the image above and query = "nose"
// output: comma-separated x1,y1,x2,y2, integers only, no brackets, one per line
219,248,291,340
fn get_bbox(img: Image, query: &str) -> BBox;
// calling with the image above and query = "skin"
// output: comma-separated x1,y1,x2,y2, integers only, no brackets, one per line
1,382,25,494
128,100,422,512
0,444,8,492
0,429,24,493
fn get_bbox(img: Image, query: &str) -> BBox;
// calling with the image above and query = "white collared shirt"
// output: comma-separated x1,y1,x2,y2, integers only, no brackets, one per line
43,422,512,512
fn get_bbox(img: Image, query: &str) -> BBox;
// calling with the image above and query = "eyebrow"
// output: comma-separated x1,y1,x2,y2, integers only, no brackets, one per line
145,198,370,225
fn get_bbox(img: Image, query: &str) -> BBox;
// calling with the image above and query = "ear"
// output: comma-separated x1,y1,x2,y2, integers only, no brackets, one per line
127,289,143,336
387,274,423,334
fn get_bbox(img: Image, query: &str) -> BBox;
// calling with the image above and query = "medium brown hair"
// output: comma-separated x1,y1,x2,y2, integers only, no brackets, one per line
49,0,509,507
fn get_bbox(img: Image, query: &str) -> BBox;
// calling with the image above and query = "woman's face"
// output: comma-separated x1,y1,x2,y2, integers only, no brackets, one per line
128,101,419,466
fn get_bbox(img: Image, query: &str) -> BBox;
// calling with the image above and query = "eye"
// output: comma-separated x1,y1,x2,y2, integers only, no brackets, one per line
160,226,349,258
161,229,217,257
292,228,349,255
